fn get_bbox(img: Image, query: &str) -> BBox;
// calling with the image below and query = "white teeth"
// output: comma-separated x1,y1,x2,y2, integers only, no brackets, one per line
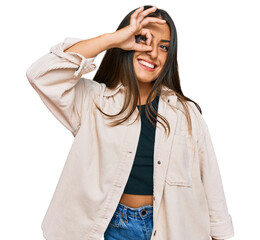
138,60,156,69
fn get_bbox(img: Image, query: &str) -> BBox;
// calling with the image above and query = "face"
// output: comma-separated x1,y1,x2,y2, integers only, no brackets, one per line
133,20,171,86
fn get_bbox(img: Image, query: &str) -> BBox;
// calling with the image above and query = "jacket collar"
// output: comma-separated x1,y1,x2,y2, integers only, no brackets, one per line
103,82,178,108
103,82,179,124
103,82,177,98
103,82,124,97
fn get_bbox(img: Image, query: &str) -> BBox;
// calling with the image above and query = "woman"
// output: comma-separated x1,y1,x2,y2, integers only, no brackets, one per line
26,5,234,240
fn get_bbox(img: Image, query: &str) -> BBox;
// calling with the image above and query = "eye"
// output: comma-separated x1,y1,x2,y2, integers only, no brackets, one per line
160,45,169,51
140,35,147,42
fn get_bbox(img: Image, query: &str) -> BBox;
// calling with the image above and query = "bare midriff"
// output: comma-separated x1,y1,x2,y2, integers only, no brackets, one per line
119,193,153,208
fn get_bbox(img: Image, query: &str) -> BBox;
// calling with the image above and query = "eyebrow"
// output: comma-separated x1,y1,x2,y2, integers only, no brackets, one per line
151,33,170,43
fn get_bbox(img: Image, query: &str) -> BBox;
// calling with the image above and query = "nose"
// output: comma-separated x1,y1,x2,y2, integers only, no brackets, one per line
146,42,158,59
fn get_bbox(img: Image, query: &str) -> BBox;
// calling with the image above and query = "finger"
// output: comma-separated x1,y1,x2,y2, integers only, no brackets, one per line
140,17,166,28
130,6,144,20
138,6,157,19
135,6,158,24
130,6,144,27
134,44,153,52
140,28,152,46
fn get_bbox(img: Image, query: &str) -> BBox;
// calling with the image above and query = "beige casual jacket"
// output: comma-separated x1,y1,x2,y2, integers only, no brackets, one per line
26,37,234,240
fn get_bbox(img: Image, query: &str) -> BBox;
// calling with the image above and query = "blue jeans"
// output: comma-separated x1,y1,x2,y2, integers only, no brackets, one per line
104,202,153,240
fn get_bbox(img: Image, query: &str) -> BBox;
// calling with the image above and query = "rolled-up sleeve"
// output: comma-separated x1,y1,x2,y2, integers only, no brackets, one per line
198,122,235,239
26,37,100,137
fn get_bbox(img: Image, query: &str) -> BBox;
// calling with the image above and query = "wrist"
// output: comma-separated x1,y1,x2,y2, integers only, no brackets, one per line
100,32,118,51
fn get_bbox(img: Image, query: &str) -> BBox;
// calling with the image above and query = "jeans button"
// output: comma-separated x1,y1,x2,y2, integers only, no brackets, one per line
141,210,147,216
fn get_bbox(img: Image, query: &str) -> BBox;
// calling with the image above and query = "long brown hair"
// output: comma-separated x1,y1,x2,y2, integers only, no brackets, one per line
93,5,202,137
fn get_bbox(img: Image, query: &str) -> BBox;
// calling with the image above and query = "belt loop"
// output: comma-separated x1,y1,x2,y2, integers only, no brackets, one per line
122,206,128,222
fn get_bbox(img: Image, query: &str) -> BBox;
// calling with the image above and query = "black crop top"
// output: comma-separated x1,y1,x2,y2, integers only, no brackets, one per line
123,95,159,195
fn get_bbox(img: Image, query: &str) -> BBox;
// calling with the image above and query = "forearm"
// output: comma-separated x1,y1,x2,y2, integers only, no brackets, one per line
26,37,100,136
64,32,117,58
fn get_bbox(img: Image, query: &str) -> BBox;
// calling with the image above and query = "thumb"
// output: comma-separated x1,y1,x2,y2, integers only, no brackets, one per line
134,44,152,52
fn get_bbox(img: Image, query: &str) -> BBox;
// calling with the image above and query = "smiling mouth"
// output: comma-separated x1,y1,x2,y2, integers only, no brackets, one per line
137,59,158,71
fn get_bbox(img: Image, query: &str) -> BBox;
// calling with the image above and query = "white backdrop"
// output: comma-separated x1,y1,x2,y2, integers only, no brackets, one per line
0,0,259,239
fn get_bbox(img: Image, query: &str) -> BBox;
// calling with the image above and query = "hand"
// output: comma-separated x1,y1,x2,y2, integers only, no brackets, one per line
111,6,166,51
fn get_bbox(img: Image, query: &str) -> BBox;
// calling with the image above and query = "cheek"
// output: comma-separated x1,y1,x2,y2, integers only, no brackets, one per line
162,55,167,66
159,57,167,71
155,58,167,76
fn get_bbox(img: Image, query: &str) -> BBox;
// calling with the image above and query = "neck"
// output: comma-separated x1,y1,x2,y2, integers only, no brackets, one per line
137,82,156,105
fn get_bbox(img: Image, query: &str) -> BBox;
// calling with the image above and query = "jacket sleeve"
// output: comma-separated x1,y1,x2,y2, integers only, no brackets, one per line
26,37,101,137
198,120,235,239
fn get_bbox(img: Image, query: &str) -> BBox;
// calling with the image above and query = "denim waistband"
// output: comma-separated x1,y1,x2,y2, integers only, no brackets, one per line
116,202,153,220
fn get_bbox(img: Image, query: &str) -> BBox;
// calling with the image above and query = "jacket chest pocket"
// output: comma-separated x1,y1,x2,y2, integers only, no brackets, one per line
165,134,195,187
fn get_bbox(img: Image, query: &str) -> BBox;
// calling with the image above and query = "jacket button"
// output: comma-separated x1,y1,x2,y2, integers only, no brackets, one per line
167,99,170,102
157,161,161,164
154,230,156,236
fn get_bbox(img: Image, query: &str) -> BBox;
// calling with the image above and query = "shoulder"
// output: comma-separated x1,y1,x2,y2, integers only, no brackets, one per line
176,100,208,137
81,77,106,97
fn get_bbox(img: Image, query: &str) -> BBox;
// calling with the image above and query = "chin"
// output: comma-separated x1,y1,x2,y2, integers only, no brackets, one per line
136,75,153,83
